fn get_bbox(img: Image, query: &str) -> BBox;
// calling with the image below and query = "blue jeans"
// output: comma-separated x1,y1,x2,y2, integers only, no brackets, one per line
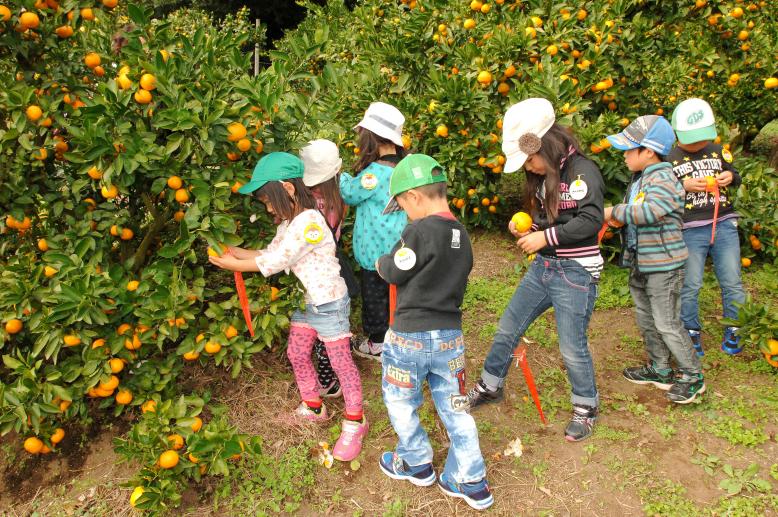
680,219,746,331
481,256,599,407
382,328,486,484
290,294,352,341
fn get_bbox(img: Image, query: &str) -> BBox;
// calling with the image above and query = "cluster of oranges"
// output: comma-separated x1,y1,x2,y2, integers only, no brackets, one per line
451,189,500,214
226,121,263,162
182,325,239,360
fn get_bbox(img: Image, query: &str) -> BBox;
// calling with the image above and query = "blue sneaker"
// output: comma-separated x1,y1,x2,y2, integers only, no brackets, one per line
378,452,436,487
721,327,743,355
437,472,494,511
688,329,704,357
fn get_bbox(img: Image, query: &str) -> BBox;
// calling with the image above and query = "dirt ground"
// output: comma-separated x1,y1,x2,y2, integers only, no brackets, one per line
2,231,777,516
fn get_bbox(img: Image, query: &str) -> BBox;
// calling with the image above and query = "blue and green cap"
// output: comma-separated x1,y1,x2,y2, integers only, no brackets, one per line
237,152,304,195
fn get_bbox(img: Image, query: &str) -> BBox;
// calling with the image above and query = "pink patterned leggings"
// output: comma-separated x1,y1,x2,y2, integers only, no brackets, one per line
286,324,363,415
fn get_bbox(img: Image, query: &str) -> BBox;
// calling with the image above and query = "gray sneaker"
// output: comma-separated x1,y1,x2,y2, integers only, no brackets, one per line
565,404,598,442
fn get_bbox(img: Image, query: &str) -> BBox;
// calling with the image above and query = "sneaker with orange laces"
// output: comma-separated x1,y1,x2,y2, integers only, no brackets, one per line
333,417,368,461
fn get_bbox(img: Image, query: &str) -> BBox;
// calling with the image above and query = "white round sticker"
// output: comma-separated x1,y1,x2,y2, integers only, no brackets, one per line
569,178,588,201
361,173,378,190
394,247,416,271
303,223,324,244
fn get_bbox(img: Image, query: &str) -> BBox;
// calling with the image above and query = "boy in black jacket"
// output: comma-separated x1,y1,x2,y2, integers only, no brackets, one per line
376,154,492,511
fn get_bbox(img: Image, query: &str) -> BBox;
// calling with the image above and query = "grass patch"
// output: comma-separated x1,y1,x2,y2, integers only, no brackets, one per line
595,265,633,309
593,424,638,442
640,480,702,516
216,443,316,514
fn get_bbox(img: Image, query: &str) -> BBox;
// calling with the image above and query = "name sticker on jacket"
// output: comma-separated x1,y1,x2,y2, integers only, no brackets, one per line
360,173,378,190
722,148,733,163
634,192,645,205
569,176,588,201
394,247,416,270
303,223,324,244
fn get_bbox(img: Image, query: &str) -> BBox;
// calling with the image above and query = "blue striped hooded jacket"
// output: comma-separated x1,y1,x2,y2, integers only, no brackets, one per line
612,162,688,272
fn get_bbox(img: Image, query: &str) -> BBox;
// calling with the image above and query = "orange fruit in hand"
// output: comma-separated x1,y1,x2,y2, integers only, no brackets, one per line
511,212,533,233
159,450,178,469
5,319,23,334
24,437,44,454
705,176,717,190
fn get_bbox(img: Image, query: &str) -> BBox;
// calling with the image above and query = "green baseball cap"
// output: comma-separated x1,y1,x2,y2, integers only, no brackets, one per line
237,152,304,195
382,154,447,214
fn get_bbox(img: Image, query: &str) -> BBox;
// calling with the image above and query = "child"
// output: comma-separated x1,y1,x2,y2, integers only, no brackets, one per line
669,98,746,355
604,115,706,404
376,153,493,511
464,98,604,443
209,152,367,461
340,102,408,361
300,139,354,399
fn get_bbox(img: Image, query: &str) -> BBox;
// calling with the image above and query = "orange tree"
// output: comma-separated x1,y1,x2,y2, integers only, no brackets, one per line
0,0,332,510
278,0,777,229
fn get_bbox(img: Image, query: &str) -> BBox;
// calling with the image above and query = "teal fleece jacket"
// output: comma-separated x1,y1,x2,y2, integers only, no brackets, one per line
340,161,407,270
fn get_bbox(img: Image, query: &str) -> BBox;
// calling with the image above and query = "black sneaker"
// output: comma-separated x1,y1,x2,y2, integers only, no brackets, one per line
666,373,706,404
464,380,503,411
622,364,674,390
564,404,598,442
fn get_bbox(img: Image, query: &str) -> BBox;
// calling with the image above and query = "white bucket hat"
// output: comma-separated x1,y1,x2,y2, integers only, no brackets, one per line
300,139,343,187
502,98,556,173
355,102,405,148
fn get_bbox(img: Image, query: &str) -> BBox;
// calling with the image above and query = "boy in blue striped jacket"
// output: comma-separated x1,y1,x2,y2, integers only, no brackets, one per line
604,115,706,404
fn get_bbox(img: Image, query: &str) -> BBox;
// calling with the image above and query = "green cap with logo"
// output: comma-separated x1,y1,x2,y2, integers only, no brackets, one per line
237,152,304,195
382,154,447,214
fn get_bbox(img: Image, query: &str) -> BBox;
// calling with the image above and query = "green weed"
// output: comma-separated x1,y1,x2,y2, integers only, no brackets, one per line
217,443,315,514
596,265,633,309
593,424,638,442
718,463,773,496
640,480,702,516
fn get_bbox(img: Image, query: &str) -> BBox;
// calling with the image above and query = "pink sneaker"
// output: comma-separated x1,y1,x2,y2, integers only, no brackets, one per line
293,401,328,422
333,417,368,461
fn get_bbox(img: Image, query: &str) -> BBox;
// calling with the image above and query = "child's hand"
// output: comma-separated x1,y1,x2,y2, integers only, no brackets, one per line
604,206,613,221
209,254,249,272
683,177,708,193
226,246,251,259
508,220,530,239
517,231,547,254
716,171,734,188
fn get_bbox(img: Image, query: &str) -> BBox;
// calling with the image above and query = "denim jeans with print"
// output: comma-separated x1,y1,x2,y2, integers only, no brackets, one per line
481,256,599,408
382,328,486,484
630,267,702,374
680,219,746,331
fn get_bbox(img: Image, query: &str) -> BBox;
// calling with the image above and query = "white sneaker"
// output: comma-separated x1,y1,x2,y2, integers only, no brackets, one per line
353,338,382,362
